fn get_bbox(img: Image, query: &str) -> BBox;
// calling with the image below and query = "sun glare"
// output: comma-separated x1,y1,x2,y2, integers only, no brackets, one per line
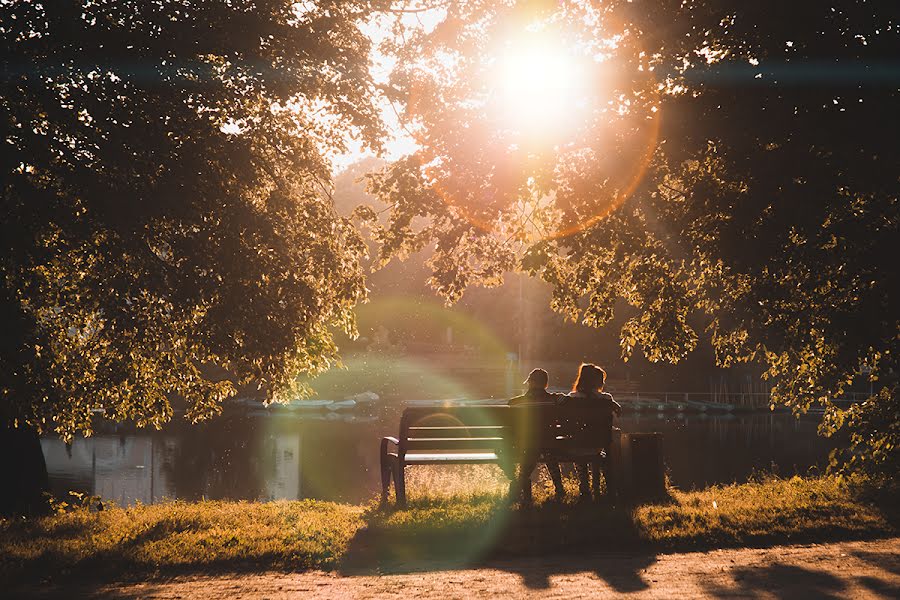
493,36,588,136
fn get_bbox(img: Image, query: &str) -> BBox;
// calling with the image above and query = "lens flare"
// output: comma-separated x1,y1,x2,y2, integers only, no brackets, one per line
493,36,589,137
404,26,663,241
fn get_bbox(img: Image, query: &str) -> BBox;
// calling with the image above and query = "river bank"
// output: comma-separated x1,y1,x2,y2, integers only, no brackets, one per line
1,474,895,587
43,410,838,507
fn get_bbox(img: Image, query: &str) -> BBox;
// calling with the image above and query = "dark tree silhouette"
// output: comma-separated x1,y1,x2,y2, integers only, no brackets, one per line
0,0,390,512
365,1,899,474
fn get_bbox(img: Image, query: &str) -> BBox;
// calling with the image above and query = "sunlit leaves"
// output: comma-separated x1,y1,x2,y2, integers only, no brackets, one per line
1,0,389,440
369,1,899,474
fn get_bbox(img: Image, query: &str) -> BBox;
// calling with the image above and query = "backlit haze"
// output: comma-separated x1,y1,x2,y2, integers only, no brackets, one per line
333,10,595,172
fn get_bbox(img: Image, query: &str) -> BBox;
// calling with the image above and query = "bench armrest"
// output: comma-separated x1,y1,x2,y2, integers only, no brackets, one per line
380,436,402,459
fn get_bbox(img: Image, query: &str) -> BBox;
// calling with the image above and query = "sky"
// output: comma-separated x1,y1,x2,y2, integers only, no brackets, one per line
329,8,447,174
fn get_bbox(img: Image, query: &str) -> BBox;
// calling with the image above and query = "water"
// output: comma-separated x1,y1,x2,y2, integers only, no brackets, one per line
41,406,841,507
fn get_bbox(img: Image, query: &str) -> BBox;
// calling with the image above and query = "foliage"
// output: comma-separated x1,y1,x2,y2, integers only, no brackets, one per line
45,491,105,515
365,1,900,473
828,386,900,478
0,1,393,438
0,475,893,584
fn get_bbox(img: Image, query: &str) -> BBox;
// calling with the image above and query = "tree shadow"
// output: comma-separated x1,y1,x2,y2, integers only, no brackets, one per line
703,563,848,599
850,550,900,597
853,550,900,577
855,574,900,598
702,560,900,600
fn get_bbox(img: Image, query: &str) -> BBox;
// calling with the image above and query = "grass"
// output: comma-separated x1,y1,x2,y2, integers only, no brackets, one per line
0,473,896,585
636,475,893,546
0,499,365,584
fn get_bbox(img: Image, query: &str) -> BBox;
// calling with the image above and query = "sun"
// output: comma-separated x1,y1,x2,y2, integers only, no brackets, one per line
492,34,589,137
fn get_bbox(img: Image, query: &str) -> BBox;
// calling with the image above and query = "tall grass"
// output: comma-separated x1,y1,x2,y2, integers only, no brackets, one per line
0,499,364,582
637,475,892,546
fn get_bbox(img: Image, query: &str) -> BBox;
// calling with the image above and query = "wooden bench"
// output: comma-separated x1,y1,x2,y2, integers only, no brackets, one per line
379,403,615,505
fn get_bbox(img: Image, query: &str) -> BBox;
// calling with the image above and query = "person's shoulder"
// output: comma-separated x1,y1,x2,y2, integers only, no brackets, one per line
597,392,618,406
508,394,528,406
561,391,587,405
544,390,565,402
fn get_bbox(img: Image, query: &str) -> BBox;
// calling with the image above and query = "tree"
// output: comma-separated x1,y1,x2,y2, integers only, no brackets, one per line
365,1,899,474
0,0,389,512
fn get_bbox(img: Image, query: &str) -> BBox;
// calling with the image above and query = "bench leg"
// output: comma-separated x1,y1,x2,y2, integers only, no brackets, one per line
513,459,537,504
380,450,393,505
547,462,564,500
607,434,622,501
576,463,591,498
395,461,406,507
591,461,602,497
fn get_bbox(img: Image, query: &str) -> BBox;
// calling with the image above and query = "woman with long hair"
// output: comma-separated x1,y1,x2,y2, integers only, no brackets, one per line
566,363,621,499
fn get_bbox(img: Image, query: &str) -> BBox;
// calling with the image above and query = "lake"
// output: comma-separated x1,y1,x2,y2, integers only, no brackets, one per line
42,406,841,506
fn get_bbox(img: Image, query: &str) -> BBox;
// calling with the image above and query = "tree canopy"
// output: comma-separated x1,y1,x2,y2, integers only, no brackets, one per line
2,0,897,475
365,0,899,473
1,0,390,439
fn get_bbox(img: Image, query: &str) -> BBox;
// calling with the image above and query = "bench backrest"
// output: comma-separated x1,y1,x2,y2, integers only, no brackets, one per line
398,405,512,453
397,402,614,454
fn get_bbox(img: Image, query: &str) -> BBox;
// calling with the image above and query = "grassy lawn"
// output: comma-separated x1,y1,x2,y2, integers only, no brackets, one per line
0,475,895,585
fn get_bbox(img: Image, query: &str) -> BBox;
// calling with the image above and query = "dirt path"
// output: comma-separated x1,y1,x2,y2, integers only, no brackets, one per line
15,537,900,599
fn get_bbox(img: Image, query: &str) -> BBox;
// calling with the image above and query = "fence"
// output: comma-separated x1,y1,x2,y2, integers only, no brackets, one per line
610,391,870,411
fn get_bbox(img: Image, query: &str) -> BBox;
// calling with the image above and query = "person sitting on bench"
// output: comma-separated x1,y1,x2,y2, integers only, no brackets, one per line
505,368,566,502
563,363,621,500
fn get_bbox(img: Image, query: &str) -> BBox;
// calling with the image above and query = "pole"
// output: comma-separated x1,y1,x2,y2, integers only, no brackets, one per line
518,274,523,372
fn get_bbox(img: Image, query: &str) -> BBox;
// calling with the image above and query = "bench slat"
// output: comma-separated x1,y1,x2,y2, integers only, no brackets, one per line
404,437,508,451
403,452,501,464
401,406,511,429
407,426,508,439
386,451,604,463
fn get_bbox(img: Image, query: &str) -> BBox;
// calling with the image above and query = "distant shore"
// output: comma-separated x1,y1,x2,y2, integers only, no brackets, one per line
1,475,895,587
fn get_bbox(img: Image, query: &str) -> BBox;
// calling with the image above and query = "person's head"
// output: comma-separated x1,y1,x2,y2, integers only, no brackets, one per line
524,368,549,391
572,363,607,394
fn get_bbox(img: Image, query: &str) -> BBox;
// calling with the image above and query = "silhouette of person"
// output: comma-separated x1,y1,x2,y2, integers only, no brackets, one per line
563,363,621,500
506,368,566,502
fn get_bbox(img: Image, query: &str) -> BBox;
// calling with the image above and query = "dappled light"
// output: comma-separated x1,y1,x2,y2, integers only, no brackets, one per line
1,0,897,597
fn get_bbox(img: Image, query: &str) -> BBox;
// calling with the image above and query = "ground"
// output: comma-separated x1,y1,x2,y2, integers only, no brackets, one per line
13,537,899,599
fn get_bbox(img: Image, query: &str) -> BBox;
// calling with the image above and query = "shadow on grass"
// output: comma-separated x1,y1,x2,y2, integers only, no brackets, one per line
2,476,897,592
337,481,899,589
339,493,657,591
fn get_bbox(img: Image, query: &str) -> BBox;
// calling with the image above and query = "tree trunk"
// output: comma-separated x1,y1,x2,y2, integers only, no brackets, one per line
0,424,49,516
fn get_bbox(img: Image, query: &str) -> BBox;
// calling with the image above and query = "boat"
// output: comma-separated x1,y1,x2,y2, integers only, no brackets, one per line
326,400,357,412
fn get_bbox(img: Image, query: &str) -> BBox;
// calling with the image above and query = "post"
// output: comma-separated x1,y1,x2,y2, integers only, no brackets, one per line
379,439,393,504
612,432,665,502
